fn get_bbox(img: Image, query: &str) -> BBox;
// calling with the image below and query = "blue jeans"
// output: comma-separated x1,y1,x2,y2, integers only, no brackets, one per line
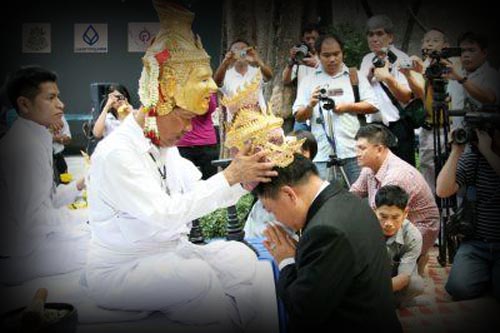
315,157,360,188
293,121,310,132
445,239,500,301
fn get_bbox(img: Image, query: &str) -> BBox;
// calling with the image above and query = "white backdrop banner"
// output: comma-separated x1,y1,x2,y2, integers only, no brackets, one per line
128,22,160,52
74,24,108,53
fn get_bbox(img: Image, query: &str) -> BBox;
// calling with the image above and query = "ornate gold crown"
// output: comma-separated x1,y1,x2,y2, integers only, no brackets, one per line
222,76,305,168
221,71,263,115
138,0,216,116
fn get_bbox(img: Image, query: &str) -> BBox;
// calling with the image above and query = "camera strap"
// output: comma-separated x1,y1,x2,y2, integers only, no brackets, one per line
379,82,404,115
348,68,366,126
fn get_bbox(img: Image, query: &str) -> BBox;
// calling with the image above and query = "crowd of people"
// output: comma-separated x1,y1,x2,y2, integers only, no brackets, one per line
0,2,499,332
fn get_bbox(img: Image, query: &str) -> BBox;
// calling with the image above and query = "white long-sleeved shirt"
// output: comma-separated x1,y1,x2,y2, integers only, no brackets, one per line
359,45,411,125
87,115,247,251
0,117,81,256
292,64,378,161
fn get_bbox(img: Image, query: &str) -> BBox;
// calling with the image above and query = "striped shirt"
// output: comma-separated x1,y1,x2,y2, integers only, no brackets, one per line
350,151,440,253
456,149,500,242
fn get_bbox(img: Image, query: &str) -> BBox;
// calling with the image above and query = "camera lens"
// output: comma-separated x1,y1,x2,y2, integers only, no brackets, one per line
295,43,309,62
372,56,385,68
452,128,468,144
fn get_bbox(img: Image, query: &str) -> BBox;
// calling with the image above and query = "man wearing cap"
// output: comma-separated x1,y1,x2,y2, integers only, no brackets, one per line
84,1,277,329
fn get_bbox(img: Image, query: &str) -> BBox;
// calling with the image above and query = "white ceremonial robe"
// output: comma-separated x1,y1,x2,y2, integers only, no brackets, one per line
85,115,259,328
0,117,90,284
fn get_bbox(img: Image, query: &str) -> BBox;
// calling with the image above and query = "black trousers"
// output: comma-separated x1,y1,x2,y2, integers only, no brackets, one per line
388,118,416,167
178,145,219,180
53,152,68,175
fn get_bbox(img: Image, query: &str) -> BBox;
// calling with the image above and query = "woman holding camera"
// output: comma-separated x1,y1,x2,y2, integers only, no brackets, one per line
92,84,133,139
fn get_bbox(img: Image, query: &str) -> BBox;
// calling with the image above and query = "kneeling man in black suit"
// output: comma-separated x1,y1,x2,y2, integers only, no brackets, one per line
252,154,402,333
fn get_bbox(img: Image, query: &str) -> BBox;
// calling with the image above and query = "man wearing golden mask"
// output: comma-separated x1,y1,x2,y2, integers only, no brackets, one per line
84,1,277,330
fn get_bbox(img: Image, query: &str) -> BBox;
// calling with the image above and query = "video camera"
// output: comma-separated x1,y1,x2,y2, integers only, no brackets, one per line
449,105,500,144
424,47,462,80
294,42,310,63
372,49,398,68
318,87,337,111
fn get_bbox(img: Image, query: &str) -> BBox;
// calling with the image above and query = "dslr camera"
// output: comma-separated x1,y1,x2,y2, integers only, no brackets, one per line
318,87,336,111
372,49,398,68
294,42,310,63
424,47,462,80
449,105,500,144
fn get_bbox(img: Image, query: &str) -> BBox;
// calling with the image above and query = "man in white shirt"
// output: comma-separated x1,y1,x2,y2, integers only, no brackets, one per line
293,34,378,185
359,15,416,166
0,66,89,284
215,39,273,113
283,23,321,131
85,2,277,329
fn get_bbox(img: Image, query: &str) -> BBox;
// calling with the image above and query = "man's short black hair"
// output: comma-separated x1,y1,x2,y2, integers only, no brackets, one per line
425,28,449,43
315,34,344,54
252,154,318,199
302,23,320,36
458,31,488,50
5,66,57,113
355,124,397,148
375,185,409,210
229,39,251,50
288,129,318,160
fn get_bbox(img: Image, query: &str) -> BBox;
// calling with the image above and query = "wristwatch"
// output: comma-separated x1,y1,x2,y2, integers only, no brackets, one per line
458,76,468,84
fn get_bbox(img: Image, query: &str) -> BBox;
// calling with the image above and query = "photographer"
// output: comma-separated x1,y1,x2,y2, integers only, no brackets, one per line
360,15,416,166
214,40,272,112
407,28,462,193
436,127,500,301
282,23,320,87
442,31,500,110
283,23,321,131
293,34,378,184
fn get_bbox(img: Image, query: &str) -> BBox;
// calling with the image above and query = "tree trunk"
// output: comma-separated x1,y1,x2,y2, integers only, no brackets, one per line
221,0,319,133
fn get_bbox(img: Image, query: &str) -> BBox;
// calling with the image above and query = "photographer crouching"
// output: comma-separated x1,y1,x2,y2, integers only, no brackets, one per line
436,110,500,302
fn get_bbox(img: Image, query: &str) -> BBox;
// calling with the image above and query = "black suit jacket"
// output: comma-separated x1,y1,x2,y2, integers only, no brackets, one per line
278,183,402,333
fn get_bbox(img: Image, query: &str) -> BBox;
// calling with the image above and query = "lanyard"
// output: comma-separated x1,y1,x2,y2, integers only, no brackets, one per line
149,152,168,194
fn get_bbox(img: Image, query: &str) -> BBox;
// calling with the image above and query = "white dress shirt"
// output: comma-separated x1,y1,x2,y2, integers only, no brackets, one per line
85,115,260,326
293,64,378,161
359,45,411,125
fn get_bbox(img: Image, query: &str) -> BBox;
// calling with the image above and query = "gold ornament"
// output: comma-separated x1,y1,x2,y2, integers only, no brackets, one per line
138,0,217,116
222,73,304,168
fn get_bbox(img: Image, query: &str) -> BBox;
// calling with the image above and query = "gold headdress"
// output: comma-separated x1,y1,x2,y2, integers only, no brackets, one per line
139,1,218,145
221,72,304,168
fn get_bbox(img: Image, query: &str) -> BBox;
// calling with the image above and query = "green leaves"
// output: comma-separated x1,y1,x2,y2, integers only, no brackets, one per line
199,193,255,239
327,23,369,69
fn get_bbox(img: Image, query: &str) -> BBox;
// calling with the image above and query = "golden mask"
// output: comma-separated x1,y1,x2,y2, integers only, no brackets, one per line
139,0,217,116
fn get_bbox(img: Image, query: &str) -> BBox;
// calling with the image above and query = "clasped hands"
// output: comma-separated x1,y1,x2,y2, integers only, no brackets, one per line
263,223,297,265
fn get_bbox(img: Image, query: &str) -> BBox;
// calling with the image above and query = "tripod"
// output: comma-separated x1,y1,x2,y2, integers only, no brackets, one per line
430,78,457,266
318,104,351,187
